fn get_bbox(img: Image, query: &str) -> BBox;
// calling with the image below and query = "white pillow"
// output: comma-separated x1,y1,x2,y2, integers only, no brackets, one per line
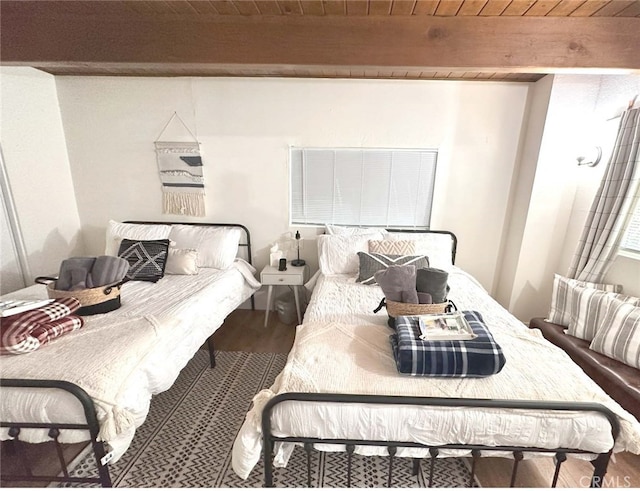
165,248,199,275
383,232,454,269
317,233,383,275
169,225,241,269
325,224,387,236
105,220,172,256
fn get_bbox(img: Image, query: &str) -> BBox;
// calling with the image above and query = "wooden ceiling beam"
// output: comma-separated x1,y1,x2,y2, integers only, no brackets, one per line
1,6,639,71
4,61,553,77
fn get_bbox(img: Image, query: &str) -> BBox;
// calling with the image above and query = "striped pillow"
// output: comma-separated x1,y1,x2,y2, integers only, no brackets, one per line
546,274,621,327
567,286,640,341
356,252,429,285
589,298,640,369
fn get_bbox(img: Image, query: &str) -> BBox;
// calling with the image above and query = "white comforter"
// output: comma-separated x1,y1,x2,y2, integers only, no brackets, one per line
0,260,259,462
232,268,640,479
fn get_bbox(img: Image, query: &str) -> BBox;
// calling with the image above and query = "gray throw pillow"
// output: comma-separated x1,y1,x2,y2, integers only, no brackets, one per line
356,252,429,285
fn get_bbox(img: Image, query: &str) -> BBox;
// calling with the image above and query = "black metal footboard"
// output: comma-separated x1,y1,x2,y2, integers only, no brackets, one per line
261,393,620,488
0,378,112,487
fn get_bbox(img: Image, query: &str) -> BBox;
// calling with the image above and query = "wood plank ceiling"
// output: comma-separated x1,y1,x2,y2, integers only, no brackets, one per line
1,0,639,82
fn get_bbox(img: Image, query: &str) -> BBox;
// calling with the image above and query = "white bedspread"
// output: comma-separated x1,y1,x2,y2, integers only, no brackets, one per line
232,268,640,479
0,260,259,461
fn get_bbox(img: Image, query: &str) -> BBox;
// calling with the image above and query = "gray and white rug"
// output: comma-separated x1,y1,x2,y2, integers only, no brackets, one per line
63,351,477,487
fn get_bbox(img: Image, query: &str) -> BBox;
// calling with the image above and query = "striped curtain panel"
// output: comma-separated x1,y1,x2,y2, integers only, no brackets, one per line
568,107,640,282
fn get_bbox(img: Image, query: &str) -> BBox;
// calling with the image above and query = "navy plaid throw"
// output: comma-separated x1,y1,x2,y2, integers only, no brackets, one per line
390,311,506,377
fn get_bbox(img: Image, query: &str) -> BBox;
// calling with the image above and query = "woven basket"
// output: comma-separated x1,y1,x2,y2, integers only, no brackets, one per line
386,299,447,317
36,277,123,316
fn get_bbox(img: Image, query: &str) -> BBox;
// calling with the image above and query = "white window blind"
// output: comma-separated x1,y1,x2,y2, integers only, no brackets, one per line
290,147,438,228
620,194,640,254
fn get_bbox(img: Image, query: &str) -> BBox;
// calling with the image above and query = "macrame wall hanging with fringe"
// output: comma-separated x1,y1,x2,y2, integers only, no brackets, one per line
155,112,205,217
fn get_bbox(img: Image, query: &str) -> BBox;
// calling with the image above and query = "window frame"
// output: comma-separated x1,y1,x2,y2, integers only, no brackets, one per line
618,190,640,261
288,146,438,229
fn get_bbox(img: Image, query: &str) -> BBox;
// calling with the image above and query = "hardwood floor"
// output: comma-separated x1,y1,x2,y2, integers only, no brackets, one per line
211,308,296,354
2,308,638,488
474,452,640,488
0,439,87,488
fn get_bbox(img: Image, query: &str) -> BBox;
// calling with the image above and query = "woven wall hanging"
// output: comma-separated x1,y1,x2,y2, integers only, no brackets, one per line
155,113,205,217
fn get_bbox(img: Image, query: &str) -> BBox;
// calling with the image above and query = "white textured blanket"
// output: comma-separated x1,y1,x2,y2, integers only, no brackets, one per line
232,269,640,479
1,263,258,461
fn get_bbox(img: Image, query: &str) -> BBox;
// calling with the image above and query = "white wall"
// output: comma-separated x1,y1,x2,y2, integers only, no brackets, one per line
0,67,84,286
55,76,530,307
504,75,602,321
1,183,27,294
4,70,634,316
495,75,553,309
503,74,640,322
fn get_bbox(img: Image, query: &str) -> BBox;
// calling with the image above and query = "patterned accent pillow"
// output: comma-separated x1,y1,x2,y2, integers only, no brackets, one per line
567,286,640,341
589,298,640,369
356,252,429,285
368,240,416,256
118,239,170,282
546,274,622,327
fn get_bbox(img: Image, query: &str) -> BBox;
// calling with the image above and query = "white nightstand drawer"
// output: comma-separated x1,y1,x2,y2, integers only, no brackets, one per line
260,264,307,286
261,272,304,285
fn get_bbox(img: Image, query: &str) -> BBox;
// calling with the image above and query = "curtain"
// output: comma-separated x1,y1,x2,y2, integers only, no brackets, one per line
567,107,640,281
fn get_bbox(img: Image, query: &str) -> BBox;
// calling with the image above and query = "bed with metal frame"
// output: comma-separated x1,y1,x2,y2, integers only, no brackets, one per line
0,221,256,487
261,393,619,488
234,229,639,488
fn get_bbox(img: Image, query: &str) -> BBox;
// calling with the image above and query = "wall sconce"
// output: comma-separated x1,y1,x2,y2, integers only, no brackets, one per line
577,146,602,167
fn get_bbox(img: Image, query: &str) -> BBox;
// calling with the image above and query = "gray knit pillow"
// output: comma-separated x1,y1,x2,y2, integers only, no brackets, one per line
356,252,429,285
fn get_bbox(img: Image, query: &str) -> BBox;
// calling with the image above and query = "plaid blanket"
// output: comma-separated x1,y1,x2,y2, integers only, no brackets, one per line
1,298,84,356
390,311,506,377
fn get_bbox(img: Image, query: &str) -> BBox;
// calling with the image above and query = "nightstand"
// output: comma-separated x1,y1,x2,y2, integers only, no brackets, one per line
261,263,309,327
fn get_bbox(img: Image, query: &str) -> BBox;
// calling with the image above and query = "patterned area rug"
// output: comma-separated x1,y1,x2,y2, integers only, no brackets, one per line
63,351,477,487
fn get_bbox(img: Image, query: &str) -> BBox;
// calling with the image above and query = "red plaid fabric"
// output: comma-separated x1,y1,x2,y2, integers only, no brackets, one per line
0,298,84,355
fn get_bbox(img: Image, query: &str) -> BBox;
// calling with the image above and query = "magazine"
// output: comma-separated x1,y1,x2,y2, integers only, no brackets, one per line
0,299,53,317
417,312,477,341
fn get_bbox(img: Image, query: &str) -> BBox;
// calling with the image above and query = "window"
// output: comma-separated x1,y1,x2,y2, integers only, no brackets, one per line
620,192,640,255
290,147,438,228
